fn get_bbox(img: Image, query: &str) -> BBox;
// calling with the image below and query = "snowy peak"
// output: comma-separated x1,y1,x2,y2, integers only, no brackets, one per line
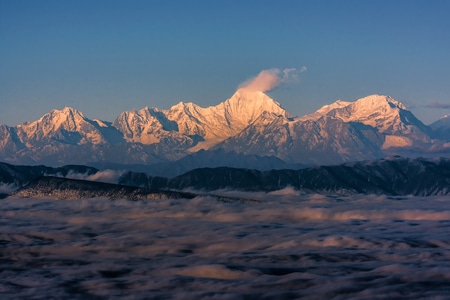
163,90,291,149
302,94,430,148
215,89,291,135
313,100,352,117
354,94,406,110
169,101,203,113
333,95,428,138
342,95,408,124
431,114,450,128
113,107,179,144
164,101,209,137
16,107,121,146
32,107,87,132
430,114,450,141
17,107,87,142
0,92,439,167
111,90,290,150
223,89,291,121
306,95,405,121
113,107,152,142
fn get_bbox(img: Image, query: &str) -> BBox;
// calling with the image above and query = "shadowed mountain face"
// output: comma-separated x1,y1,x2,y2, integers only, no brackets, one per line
0,93,446,169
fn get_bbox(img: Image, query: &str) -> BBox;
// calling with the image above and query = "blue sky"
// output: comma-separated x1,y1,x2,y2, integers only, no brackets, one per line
1,0,450,125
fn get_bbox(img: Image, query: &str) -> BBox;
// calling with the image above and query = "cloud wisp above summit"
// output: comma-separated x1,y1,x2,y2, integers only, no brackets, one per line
238,68,304,93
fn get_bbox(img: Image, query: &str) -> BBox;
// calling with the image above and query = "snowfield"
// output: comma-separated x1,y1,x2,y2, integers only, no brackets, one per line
2,191,450,299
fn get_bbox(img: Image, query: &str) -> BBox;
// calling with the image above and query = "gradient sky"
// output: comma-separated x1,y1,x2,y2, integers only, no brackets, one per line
1,0,450,126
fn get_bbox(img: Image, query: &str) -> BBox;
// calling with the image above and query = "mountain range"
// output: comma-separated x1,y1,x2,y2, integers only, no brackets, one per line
2,156,450,197
1,89,449,174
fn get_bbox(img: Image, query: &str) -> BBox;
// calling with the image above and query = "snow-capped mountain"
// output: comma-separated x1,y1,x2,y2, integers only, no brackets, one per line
216,109,386,164
0,91,443,168
15,107,124,146
303,95,432,148
113,107,179,144
0,124,25,158
430,115,450,141
168,89,290,140
112,89,291,151
216,94,432,164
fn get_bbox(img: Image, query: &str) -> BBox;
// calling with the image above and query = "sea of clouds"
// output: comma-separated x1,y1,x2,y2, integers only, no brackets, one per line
2,190,450,299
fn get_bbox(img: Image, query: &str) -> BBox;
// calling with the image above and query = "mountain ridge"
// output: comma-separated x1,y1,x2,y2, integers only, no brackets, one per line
0,91,448,168
3,156,450,197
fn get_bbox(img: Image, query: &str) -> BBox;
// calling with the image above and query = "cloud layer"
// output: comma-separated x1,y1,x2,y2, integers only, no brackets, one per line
3,193,450,298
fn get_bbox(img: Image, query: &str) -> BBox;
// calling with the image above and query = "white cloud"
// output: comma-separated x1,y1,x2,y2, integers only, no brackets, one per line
65,169,125,184
0,182,18,194
238,67,301,93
